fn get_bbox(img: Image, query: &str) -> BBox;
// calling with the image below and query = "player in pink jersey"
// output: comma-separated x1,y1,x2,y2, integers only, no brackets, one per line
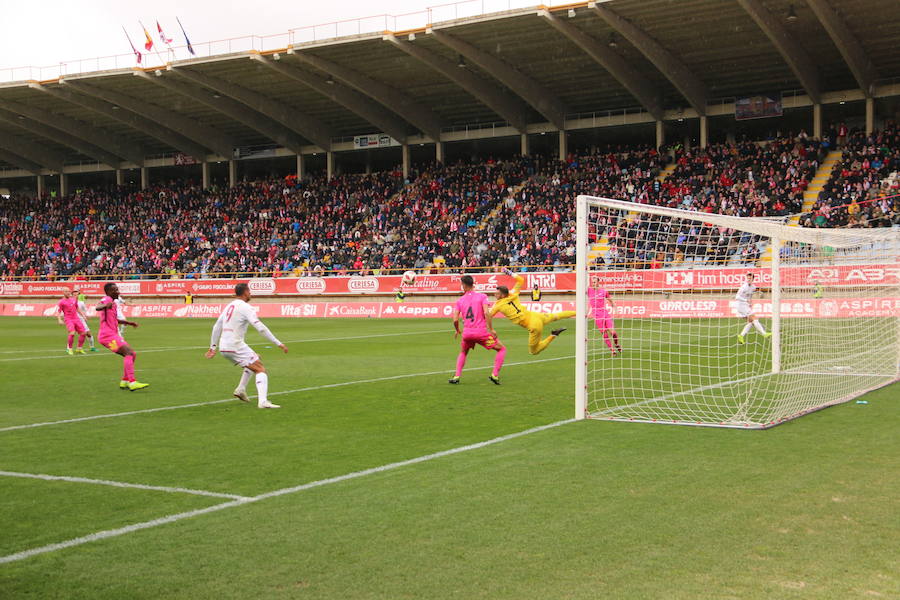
56,289,88,355
588,284,621,356
449,275,507,385
96,282,149,391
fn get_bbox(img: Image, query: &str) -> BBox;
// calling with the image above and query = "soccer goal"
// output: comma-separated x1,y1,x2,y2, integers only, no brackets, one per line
575,196,900,428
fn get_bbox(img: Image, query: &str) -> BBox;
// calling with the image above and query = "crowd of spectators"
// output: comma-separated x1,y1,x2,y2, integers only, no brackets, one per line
1,130,897,279
799,124,900,228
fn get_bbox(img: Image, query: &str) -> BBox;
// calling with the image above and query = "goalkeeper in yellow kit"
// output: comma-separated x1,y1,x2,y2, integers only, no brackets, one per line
490,268,576,355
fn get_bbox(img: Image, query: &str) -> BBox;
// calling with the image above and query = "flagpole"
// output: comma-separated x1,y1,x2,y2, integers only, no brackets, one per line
122,26,142,65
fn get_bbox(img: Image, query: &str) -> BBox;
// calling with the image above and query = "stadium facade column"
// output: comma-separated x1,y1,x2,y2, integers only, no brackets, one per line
59,173,68,197
558,129,567,160
401,144,410,179
35,174,43,198
326,152,334,181
813,104,823,139
296,153,305,180
699,116,708,148
655,120,665,150
520,133,529,156
435,141,444,164
228,160,236,188
140,167,149,190
865,97,875,135
201,162,210,189
115,169,124,186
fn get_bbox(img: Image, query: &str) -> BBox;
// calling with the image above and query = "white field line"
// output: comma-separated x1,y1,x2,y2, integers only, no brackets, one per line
0,418,575,565
0,470,249,501
0,328,450,362
0,355,574,434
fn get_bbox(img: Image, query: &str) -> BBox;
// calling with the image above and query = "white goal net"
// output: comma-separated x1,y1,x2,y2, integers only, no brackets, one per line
575,196,900,428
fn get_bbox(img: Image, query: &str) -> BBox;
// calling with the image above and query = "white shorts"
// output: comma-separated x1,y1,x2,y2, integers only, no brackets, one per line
735,301,753,318
220,344,260,368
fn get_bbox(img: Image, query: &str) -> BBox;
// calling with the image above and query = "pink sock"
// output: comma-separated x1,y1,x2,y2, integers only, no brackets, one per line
77,334,86,349
602,331,613,350
455,351,467,377
492,346,506,377
67,334,74,349
123,354,136,382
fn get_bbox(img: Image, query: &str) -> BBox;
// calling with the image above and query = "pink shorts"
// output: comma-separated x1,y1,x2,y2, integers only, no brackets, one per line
594,314,614,330
99,334,127,353
461,332,500,351
65,319,87,335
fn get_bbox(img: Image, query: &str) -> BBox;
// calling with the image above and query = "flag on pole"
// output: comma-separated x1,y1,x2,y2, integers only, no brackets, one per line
176,17,195,55
156,21,173,46
139,21,154,51
122,26,142,64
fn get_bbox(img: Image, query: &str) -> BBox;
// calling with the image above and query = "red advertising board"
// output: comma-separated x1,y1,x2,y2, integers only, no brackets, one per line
1,265,897,297
5,299,896,319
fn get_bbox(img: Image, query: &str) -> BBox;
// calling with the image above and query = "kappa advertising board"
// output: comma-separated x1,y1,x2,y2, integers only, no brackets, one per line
1,265,897,297
4,299,897,319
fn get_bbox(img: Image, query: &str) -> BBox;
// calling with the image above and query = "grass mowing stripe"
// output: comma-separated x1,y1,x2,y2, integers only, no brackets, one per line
0,418,575,565
0,355,575,433
0,470,249,500
0,328,450,362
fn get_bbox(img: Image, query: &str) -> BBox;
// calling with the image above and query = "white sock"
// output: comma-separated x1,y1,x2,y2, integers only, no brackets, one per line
753,320,766,334
255,372,269,404
741,323,753,336
236,368,252,391
88,336,95,348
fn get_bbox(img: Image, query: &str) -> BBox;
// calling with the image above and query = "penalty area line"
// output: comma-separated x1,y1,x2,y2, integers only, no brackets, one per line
0,355,575,433
0,418,575,565
0,470,249,501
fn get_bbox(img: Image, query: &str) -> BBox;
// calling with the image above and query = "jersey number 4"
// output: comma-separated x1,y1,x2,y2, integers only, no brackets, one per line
465,306,475,321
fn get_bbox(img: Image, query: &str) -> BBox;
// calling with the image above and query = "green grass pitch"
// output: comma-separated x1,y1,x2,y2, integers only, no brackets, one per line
0,315,897,599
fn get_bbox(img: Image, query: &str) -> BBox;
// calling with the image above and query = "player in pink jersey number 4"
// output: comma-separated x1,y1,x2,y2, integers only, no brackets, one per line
449,275,507,385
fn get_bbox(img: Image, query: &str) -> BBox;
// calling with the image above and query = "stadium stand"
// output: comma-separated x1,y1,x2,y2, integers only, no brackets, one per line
4,130,897,280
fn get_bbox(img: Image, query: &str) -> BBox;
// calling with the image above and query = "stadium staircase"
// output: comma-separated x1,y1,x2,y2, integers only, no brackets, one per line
476,182,527,231
587,162,678,265
758,149,843,264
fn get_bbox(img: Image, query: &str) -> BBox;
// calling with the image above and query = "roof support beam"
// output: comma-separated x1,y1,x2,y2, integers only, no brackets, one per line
0,99,146,165
64,80,235,159
0,108,122,168
385,35,530,133
33,83,211,162
429,29,568,130
0,130,65,172
252,55,409,143
538,10,663,120
293,52,443,141
0,148,41,175
137,70,306,154
804,0,877,96
592,2,708,115
175,67,334,151
735,0,822,104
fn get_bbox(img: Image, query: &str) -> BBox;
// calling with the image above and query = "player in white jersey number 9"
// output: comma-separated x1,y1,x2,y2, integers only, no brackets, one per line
206,283,288,409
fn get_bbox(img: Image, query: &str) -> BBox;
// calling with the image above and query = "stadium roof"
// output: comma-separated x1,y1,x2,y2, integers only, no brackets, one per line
1,0,899,175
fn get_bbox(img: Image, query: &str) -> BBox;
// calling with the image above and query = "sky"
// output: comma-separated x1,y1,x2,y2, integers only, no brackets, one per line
0,0,511,72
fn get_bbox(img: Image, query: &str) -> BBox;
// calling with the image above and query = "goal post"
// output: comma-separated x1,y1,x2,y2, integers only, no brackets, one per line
575,195,900,428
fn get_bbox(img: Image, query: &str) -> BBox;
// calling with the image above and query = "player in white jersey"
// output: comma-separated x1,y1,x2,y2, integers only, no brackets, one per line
115,297,127,339
735,272,772,344
206,283,288,409
74,290,98,351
